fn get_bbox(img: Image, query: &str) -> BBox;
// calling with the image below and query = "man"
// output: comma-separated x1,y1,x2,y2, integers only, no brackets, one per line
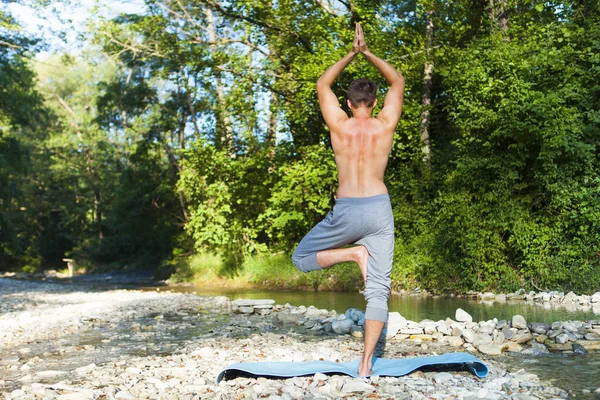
291,22,405,377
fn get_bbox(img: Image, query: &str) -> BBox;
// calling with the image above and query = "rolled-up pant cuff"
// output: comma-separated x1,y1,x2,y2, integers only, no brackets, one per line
365,305,388,322
293,252,322,273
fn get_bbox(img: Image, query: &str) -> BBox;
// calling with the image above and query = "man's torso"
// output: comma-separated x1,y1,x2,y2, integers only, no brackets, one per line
330,117,394,199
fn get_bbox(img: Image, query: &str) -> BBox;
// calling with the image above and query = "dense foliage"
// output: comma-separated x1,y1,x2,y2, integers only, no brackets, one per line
1,0,598,292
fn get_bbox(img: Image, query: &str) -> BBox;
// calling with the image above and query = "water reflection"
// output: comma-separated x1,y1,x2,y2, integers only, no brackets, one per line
157,285,600,324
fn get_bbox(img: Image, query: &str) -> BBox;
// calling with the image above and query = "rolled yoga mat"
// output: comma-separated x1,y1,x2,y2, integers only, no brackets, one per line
216,352,488,383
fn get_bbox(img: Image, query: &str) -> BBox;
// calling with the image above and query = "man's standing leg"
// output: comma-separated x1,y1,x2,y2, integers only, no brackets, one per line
355,205,394,376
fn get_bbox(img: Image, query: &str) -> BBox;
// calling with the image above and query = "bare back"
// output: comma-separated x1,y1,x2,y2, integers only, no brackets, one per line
315,42,404,200
331,117,393,198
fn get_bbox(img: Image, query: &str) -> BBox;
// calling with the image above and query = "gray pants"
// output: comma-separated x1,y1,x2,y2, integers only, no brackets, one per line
292,194,394,322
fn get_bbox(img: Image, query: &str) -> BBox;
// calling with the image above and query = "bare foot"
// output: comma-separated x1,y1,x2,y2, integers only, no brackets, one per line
353,245,369,282
358,360,373,377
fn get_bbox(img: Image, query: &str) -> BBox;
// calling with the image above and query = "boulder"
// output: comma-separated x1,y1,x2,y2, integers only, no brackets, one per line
562,291,577,303
502,327,515,340
521,341,549,355
385,312,407,339
455,308,473,323
528,322,550,335
511,315,527,329
502,342,523,353
332,319,353,334
344,308,365,323
478,344,503,355
555,334,569,344
512,333,533,344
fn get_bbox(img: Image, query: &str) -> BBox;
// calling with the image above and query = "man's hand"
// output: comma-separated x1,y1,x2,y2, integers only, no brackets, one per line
356,22,368,53
352,22,368,54
352,22,361,54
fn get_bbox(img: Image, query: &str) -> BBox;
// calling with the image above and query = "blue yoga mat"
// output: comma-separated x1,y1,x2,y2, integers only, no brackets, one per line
216,352,488,383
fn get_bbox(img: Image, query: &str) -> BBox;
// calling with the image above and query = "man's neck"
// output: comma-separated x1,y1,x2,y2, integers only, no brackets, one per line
351,108,373,119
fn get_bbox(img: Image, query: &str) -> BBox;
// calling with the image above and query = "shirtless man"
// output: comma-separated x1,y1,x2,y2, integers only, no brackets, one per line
291,23,405,377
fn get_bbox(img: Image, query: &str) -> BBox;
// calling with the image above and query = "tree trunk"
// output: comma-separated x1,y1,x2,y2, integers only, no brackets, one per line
489,0,509,34
205,7,234,155
419,7,434,166
267,86,278,149
94,188,103,239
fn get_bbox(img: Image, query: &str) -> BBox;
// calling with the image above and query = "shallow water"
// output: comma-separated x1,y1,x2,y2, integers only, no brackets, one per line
159,285,600,324
503,353,600,399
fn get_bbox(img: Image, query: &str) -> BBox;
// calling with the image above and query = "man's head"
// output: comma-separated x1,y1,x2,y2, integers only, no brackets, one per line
347,78,378,109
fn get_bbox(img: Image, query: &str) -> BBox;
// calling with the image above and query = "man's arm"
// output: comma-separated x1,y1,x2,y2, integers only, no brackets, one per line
363,49,405,127
316,51,357,128
317,24,362,128
356,23,404,127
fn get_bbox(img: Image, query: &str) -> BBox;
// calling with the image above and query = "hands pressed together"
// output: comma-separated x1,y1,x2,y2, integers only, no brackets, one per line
351,22,369,55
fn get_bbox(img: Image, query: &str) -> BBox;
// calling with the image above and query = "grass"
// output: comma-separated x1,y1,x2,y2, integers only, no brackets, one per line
168,251,364,292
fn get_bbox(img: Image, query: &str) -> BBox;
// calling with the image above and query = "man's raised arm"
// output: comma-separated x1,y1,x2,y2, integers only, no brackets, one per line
316,24,362,128
357,24,405,127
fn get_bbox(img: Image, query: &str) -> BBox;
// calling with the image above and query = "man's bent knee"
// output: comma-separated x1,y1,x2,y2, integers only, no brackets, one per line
292,250,321,273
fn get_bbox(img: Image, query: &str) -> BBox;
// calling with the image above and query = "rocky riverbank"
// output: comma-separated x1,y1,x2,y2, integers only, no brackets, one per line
0,278,596,399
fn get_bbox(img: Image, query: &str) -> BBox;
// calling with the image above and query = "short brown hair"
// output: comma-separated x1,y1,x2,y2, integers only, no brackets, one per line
347,78,377,108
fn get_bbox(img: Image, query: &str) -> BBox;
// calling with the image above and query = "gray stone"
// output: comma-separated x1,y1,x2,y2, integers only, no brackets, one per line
462,329,476,343
303,320,316,329
493,330,505,344
455,308,473,323
563,291,577,303
350,325,364,335
572,343,586,354
495,294,507,302
341,379,374,393
512,333,533,344
562,321,583,333
331,319,353,334
400,327,424,335
423,322,437,334
496,320,508,330
555,334,569,344
344,308,365,323
451,327,462,337
236,306,255,314
584,332,600,341
502,327,515,340
591,292,600,303
254,305,273,316
478,344,503,355
528,323,550,335
530,341,550,355
385,312,407,338
446,337,463,347
433,372,453,384
548,328,562,339
511,315,527,329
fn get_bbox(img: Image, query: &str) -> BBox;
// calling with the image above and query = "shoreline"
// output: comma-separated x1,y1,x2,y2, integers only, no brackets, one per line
1,278,598,399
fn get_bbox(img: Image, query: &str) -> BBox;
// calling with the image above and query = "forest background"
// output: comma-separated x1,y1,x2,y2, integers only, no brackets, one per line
1,0,599,293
